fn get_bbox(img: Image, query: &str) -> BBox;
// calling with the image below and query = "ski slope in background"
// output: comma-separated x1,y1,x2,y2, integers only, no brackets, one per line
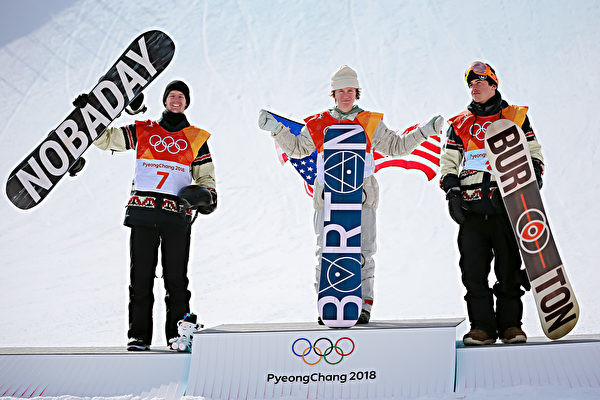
0,0,599,357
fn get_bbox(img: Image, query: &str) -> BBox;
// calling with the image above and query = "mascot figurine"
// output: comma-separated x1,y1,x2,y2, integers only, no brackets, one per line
169,313,203,352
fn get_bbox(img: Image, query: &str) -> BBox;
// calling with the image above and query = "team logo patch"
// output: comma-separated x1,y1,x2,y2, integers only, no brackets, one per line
470,121,492,142
149,134,188,154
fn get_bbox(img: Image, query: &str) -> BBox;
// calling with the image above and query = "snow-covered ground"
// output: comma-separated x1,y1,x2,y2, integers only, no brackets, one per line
1,0,599,399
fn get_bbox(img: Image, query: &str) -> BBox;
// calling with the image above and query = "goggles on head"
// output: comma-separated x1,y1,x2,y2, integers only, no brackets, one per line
465,61,499,86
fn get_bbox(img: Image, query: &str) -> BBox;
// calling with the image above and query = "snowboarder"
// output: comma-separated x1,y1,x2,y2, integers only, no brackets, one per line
258,65,443,323
439,61,544,345
77,80,217,351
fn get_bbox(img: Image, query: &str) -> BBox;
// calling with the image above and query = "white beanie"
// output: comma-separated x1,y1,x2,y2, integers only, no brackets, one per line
331,65,360,91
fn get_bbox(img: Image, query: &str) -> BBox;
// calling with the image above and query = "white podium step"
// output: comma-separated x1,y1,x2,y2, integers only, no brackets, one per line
455,335,600,392
3,323,596,399
0,347,190,398
186,319,464,400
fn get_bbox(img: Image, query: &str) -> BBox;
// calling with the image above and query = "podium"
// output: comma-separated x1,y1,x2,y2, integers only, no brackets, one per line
186,319,463,399
0,347,189,398
455,335,600,392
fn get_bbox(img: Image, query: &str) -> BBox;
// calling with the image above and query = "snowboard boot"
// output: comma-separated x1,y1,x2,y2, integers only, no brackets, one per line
127,338,150,351
500,326,527,344
168,313,203,352
463,329,496,346
357,310,370,324
318,310,370,325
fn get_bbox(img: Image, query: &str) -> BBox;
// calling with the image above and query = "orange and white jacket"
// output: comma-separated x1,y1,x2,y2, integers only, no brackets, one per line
272,106,427,209
440,94,543,215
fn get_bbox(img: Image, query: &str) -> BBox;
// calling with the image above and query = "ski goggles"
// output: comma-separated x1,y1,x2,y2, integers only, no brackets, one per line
465,61,499,86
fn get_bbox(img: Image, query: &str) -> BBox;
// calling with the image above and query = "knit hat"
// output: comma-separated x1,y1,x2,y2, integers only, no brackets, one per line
331,65,360,91
163,80,190,109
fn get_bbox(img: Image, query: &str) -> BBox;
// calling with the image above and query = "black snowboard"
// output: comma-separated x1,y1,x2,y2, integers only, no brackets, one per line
6,30,175,210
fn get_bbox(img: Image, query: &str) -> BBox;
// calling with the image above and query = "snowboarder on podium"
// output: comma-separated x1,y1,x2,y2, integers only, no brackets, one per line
439,61,544,345
258,65,443,323
73,80,216,351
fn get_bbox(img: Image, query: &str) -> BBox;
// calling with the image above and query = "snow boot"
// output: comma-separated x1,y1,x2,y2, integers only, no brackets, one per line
357,310,370,324
463,329,496,346
500,326,527,344
127,338,150,351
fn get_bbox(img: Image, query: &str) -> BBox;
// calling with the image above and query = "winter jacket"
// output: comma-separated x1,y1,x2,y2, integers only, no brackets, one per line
272,106,427,209
94,110,216,228
439,92,543,215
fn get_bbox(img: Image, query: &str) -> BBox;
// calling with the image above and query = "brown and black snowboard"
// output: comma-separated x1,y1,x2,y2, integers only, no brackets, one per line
485,119,578,340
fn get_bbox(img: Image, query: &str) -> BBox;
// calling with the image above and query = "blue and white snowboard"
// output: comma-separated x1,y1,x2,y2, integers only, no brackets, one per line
318,124,366,328
266,111,365,328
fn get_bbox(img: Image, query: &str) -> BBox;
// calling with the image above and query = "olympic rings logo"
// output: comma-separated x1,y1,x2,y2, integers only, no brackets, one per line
149,134,188,154
470,121,492,141
291,337,355,365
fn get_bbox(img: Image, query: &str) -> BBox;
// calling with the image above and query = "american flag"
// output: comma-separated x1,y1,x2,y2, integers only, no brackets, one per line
373,123,441,181
269,112,441,197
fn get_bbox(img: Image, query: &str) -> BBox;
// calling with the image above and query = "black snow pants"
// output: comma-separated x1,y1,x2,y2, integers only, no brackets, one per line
127,224,192,344
458,213,525,338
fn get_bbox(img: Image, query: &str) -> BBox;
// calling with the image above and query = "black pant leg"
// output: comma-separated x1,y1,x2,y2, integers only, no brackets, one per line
491,214,524,334
128,226,160,344
458,214,497,337
160,225,192,342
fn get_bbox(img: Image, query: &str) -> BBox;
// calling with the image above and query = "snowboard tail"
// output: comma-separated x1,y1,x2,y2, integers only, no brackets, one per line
485,119,578,339
318,124,366,328
6,30,175,210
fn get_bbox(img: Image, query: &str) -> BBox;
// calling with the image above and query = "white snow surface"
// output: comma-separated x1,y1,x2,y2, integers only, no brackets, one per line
0,0,599,399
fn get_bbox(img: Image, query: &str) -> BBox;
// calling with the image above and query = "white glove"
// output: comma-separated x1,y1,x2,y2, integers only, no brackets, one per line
418,115,444,138
258,109,282,132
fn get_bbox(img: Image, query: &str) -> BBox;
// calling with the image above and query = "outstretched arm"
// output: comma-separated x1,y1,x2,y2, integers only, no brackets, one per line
257,109,316,158
372,115,443,156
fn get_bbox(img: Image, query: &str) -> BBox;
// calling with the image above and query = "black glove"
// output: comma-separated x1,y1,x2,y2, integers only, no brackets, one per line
446,187,467,224
178,185,217,215
490,187,503,211
532,158,544,189
441,173,460,193
72,93,90,108
198,188,217,215
68,157,86,177
519,269,532,291
125,93,147,115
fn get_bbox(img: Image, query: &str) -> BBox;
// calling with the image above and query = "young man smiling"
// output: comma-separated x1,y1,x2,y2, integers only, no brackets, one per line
92,80,217,351
258,65,443,323
440,61,544,345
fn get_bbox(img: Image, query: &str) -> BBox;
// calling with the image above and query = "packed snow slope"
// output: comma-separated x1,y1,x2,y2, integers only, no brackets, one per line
0,0,598,348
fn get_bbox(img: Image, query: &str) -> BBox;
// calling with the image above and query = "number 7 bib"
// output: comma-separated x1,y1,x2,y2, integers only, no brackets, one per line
133,122,210,195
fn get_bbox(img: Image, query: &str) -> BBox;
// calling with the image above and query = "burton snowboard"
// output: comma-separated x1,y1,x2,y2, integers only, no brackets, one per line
485,119,579,339
317,124,366,328
6,30,175,210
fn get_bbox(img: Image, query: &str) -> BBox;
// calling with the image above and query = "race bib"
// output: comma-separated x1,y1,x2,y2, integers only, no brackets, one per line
463,149,489,172
134,159,191,195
